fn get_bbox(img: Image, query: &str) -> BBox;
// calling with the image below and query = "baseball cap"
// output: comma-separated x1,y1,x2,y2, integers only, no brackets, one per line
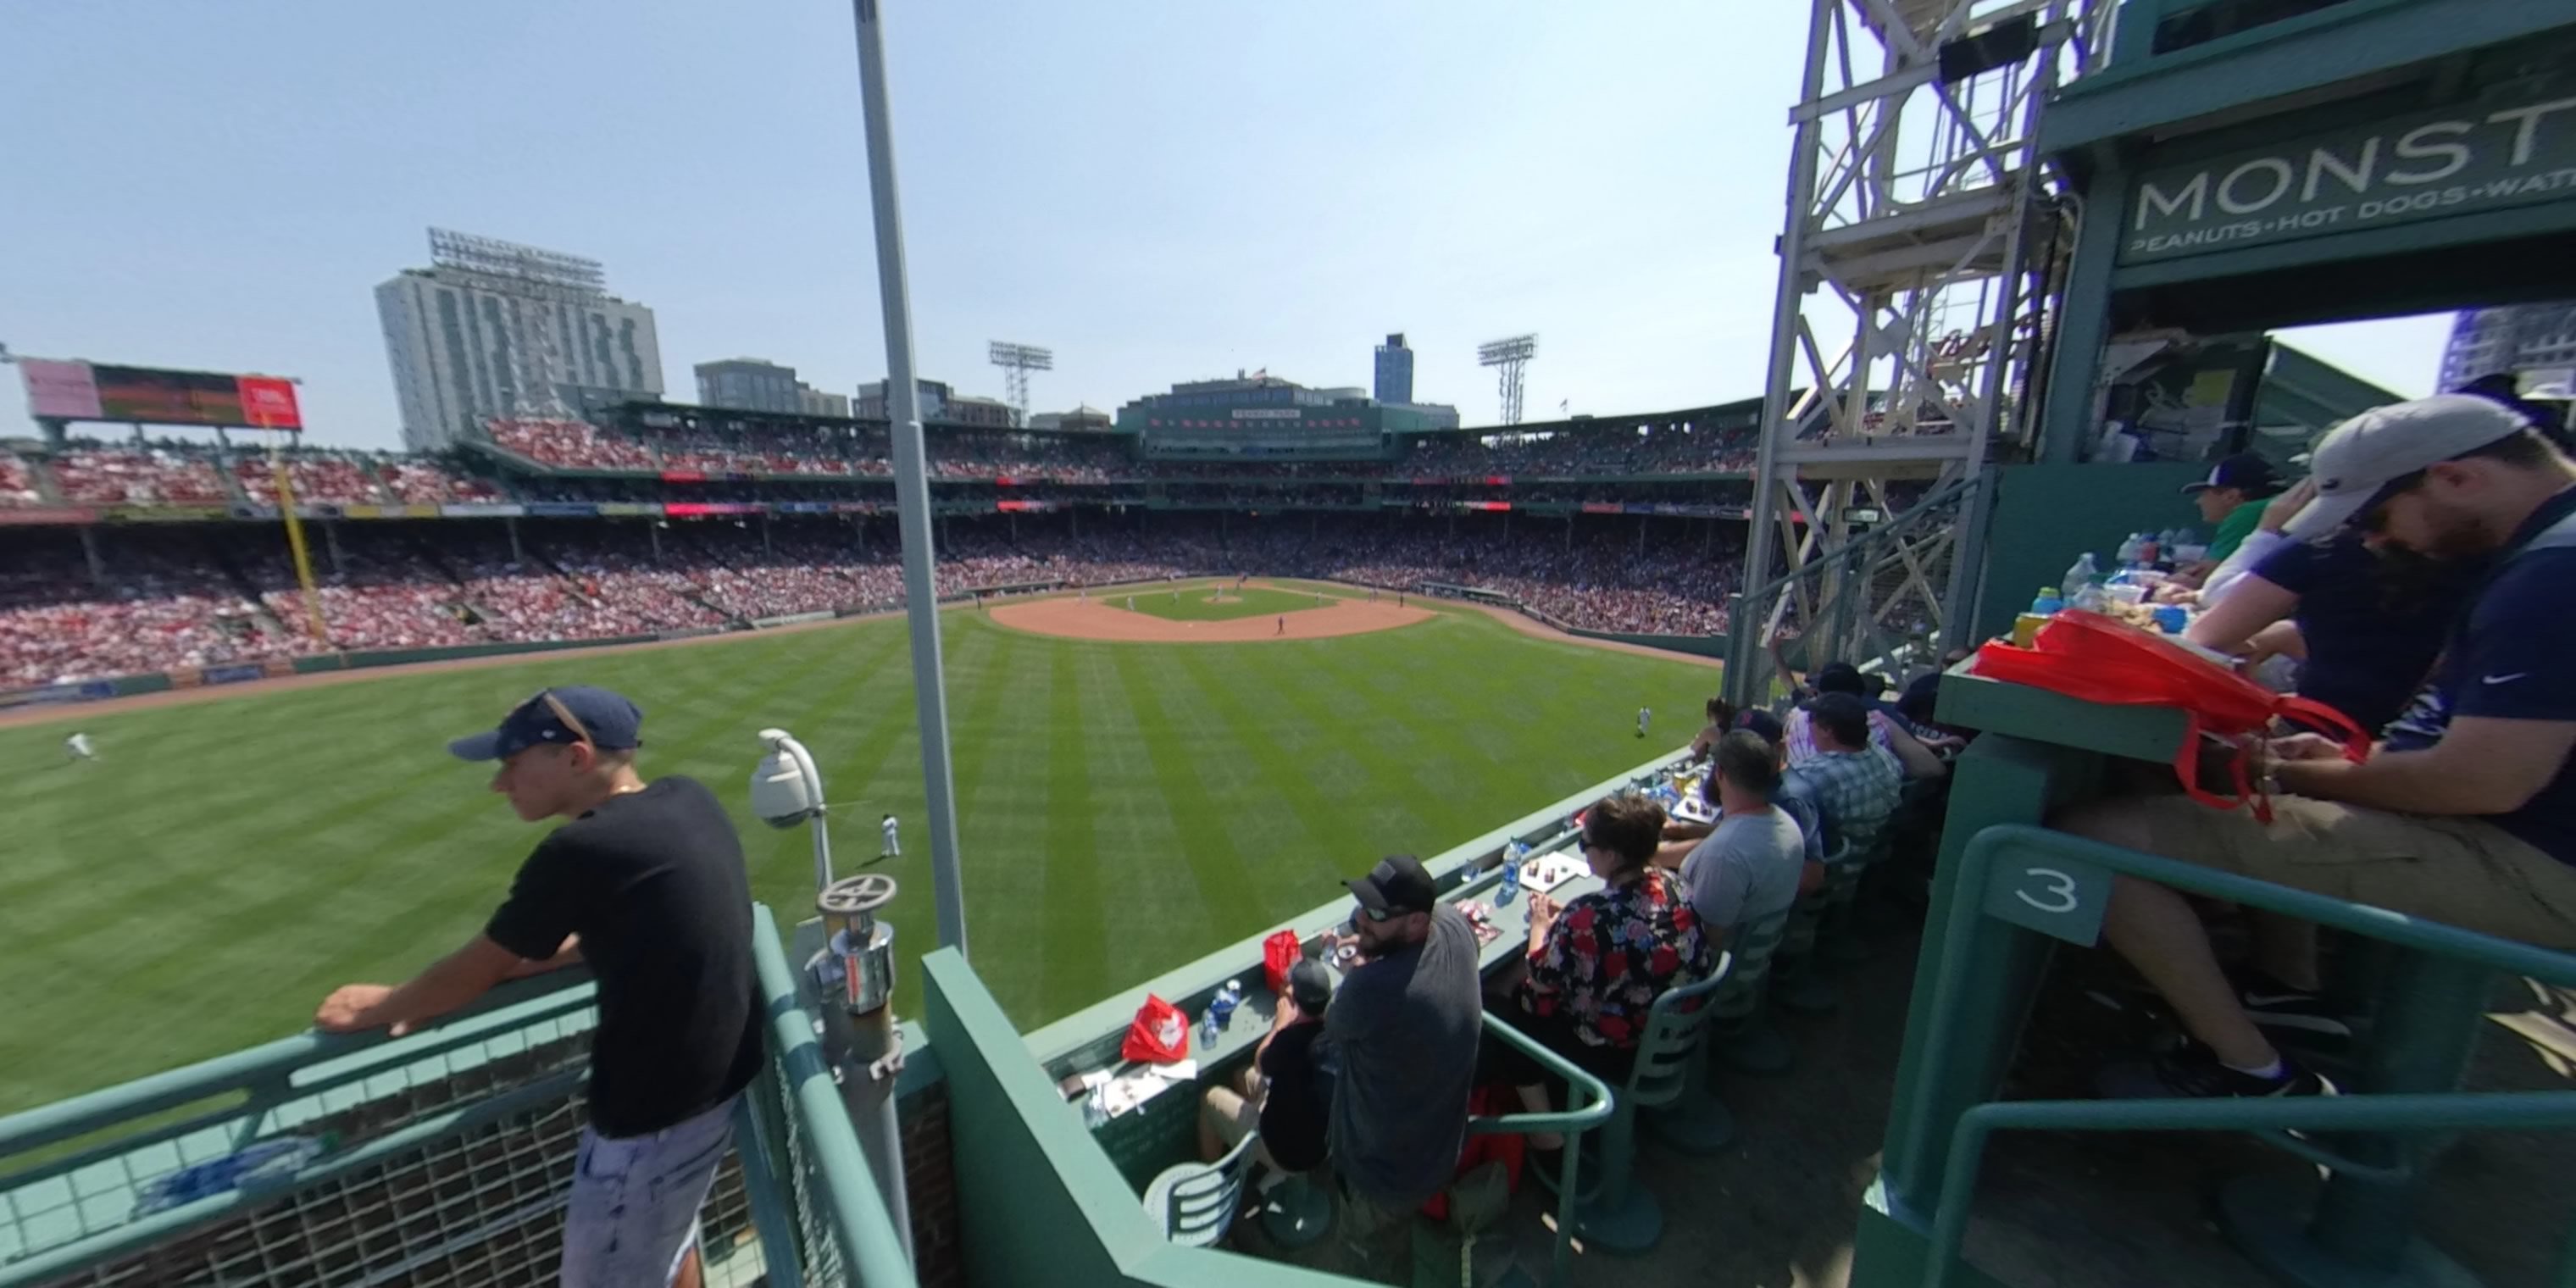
1286,958,1335,1013
2285,395,2533,541
2180,453,2284,497
1812,661,1866,695
448,686,645,762
1346,854,1438,918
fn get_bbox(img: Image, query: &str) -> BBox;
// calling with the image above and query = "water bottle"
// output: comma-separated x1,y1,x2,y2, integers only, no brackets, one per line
2116,532,2144,568
136,1135,332,1216
2062,552,2099,598
1208,980,1240,1039
1498,842,1524,903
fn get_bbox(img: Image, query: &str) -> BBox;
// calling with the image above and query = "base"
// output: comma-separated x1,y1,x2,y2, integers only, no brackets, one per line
1575,1184,1663,1255
1773,974,1841,1015
1647,1093,1735,1155
2215,1176,2484,1288
1258,1174,1333,1249
1716,1022,1796,1074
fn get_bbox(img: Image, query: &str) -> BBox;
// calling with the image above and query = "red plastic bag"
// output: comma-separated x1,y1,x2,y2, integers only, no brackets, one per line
1263,929,1302,997
1120,994,1191,1064
1972,610,2368,822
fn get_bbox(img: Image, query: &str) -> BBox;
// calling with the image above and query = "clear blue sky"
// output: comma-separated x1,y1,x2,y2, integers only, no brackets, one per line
0,0,2446,452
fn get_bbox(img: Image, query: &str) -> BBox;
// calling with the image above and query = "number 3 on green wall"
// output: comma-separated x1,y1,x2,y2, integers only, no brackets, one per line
1982,856,2110,946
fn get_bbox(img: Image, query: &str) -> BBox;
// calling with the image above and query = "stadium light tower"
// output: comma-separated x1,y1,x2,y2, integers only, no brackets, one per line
988,341,1052,426
1478,335,1537,425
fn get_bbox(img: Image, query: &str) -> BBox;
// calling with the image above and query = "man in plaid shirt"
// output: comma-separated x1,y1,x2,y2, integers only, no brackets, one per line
1797,693,1903,858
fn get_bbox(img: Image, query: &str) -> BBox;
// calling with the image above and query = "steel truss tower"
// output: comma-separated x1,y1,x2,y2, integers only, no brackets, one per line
988,341,1052,426
1479,335,1537,426
1726,0,2117,702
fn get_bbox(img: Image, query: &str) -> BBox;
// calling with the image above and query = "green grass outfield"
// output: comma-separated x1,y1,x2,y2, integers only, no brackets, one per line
0,591,1718,1113
1123,582,1335,622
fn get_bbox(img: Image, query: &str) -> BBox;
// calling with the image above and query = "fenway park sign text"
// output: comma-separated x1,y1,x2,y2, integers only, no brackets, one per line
2122,87,2576,264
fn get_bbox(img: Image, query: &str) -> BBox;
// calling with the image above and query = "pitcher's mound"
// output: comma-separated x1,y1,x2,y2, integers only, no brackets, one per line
994,584,1433,643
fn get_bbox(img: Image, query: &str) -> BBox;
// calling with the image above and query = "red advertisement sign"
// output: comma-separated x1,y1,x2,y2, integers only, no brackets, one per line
236,376,302,430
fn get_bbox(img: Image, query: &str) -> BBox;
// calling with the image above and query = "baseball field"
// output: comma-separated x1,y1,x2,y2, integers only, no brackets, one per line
0,582,1719,1113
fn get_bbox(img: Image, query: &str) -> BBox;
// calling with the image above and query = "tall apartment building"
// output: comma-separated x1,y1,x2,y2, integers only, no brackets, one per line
696,358,803,414
2440,302,2576,391
1374,333,1414,405
375,230,664,451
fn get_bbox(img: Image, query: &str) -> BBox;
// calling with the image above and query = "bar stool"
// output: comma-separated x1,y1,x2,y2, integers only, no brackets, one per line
1653,908,1796,1153
1563,963,1734,1254
2217,949,2501,1287
1772,837,1865,1014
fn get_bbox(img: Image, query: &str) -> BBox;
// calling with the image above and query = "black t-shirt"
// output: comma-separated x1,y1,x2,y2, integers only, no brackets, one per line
486,776,765,1137
1256,1019,1333,1173
2256,535,2470,736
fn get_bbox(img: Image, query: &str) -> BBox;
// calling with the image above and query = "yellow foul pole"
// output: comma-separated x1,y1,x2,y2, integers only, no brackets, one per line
266,438,329,645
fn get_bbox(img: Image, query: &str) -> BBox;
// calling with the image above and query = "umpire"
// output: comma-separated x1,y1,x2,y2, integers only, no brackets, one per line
315,686,763,1288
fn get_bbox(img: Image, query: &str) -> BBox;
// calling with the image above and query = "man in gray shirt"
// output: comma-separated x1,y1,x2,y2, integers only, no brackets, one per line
1679,730,1807,941
1324,854,1481,1277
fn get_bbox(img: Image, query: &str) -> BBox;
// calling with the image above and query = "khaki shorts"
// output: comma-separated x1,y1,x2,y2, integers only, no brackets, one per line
2119,794,2576,949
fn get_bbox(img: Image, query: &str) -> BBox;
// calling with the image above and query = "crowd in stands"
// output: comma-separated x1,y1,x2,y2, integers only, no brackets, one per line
481,416,1759,481
0,453,38,507
51,447,233,505
489,419,657,471
0,511,1746,686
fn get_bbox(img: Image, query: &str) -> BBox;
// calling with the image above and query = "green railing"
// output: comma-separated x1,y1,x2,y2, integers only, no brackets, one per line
741,903,920,1288
0,903,913,1288
1897,824,2576,1288
1468,1013,1617,1288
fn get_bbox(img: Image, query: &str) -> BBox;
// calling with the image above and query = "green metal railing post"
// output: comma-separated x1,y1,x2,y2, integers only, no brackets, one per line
1890,824,2576,1288
2301,953,2494,1263
1468,1013,1616,1288
749,904,919,1287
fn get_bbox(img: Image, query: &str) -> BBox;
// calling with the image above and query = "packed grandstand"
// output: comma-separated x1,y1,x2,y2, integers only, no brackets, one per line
0,408,1798,689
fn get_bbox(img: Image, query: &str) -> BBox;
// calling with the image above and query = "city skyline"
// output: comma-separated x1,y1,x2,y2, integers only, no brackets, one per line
0,1,2451,452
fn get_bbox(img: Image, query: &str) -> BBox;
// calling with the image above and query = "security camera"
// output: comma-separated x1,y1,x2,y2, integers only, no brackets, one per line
751,728,821,829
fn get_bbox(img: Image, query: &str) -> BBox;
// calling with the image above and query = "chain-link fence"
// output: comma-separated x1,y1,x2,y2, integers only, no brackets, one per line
0,906,911,1288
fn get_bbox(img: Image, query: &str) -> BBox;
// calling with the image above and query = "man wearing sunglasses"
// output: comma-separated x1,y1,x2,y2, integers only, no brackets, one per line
314,686,762,1288
1320,855,1480,1278
2062,395,2576,1100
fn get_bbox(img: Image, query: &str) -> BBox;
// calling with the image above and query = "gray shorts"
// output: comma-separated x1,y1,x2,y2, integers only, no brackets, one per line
561,1096,737,1288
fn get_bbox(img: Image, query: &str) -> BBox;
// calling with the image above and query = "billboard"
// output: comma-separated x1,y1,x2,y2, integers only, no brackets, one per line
19,360,302,429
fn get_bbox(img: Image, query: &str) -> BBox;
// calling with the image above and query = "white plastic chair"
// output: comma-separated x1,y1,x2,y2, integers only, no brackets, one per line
1141,1127,1262,1246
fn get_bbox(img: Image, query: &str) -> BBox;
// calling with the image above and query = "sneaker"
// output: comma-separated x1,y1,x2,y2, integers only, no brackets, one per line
2095,1043,2338,1099
2235,972,2355,1041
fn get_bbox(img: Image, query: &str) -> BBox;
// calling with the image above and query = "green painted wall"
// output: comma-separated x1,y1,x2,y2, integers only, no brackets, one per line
1968,462,2207,646
1563,628,1729,660
921,950,1361,1288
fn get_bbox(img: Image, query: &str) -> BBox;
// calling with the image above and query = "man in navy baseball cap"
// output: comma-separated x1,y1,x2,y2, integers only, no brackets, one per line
319,682,763,1288
447,685,644,763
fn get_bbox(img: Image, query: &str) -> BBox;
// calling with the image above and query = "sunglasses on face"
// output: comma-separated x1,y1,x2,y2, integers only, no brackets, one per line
1359,905,1396,923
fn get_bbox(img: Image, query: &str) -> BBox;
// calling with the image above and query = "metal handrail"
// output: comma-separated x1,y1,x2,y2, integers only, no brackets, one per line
1906,824,2576,1288
0,971,594,1163
1465,1012,1617,1288
748,903,919,1287
0,972,597,1288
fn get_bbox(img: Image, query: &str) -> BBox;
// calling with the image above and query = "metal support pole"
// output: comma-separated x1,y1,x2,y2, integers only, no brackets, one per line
507,516,525,565
324,520,347,576
78,525,105,585
1730,0,1834,708
852,0,969,956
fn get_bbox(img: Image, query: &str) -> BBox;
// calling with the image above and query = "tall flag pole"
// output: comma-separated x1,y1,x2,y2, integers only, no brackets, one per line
851,0,969,959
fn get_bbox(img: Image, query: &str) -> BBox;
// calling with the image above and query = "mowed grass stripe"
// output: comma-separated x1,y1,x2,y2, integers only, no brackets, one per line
1106,645,1266,965
1166,646,1369,914
1036,643,1106,1019
1065,642,1206,1015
